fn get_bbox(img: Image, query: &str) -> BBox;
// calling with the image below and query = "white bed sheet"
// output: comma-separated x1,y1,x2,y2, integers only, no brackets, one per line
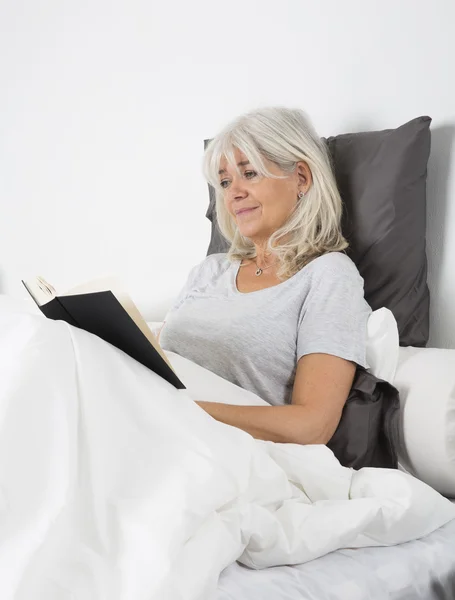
217,502,455,600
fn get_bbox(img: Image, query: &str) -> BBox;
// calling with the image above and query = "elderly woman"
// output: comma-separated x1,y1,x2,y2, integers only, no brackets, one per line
160,106,371,446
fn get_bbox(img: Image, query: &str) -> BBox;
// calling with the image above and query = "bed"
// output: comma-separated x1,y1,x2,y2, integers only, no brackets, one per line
0,304,453,600
218,511,455,600
145,331,455,600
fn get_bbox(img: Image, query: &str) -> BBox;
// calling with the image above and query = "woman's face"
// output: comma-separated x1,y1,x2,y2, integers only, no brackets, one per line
219,148,310,245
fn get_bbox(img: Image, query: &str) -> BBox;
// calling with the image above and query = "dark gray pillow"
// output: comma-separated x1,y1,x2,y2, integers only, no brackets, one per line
204,116,432,347
204,138,229,257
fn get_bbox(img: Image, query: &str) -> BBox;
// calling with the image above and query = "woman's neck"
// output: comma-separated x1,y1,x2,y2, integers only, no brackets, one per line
254,243,276,269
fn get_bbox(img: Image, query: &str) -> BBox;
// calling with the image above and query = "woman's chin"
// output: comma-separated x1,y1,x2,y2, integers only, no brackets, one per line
237,224,262,239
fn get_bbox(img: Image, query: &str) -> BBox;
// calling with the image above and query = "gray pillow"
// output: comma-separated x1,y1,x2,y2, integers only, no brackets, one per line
204,116,432,347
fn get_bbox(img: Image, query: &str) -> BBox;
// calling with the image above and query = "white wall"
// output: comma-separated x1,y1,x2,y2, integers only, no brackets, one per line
1,0,454,347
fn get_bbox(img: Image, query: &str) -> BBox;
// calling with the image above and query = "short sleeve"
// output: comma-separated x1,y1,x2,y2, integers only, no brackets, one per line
296,257,371,368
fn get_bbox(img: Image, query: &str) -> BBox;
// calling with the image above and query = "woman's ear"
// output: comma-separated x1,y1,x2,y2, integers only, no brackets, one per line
296,161,312,193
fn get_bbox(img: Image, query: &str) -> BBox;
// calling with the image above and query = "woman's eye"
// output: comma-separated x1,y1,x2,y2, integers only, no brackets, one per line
219,171,256,189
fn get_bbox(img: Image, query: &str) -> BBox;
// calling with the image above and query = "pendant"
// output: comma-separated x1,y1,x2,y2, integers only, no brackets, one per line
255,268,263,276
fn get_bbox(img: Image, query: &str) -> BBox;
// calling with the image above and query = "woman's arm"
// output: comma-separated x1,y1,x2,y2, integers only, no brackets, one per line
196,353,356,445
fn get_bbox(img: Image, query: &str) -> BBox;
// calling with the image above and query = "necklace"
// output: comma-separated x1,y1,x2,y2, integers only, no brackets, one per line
254,258,274,277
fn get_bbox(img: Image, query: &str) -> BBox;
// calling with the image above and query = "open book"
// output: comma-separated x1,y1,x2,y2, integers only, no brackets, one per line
22,276,184,390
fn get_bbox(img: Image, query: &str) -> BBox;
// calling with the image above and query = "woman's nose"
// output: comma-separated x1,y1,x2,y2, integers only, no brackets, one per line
228,178,248,199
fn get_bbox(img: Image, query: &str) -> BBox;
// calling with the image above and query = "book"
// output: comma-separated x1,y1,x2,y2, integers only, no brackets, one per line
22,276,185,390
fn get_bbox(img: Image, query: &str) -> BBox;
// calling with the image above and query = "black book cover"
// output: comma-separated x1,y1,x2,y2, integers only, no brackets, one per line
38,291,185,389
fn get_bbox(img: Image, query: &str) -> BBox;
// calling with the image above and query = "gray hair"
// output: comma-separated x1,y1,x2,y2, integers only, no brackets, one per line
202,106,348,280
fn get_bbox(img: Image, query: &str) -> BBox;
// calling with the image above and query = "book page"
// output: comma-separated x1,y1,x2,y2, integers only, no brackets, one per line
22,276,57,307
66,278,174,371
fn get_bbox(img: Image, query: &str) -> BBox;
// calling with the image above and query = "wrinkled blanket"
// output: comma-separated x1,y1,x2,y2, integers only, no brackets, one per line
0,299,454,600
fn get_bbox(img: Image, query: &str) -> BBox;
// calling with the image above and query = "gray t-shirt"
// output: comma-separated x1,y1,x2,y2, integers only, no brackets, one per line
160,252,371,406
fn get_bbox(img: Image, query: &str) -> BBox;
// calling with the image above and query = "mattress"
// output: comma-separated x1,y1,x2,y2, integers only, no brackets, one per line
217,506,455,600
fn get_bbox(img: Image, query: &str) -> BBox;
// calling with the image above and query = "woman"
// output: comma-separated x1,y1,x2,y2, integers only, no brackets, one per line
160,106,371,446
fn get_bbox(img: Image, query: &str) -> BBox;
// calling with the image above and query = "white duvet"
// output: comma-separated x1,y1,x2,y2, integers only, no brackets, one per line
0,299,454,600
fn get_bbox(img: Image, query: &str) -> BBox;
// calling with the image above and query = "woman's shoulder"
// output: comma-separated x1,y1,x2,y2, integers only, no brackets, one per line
304,252,362,281
299,252,370,311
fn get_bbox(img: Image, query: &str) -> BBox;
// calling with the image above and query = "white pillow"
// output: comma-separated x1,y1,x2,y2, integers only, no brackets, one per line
365,307,399,383
394,347,455,498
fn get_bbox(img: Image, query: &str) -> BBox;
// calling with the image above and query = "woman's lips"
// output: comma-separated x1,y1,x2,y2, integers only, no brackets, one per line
236,206,259,216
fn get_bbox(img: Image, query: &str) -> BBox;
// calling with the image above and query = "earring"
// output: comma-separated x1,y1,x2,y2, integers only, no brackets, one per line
298,191,305,199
